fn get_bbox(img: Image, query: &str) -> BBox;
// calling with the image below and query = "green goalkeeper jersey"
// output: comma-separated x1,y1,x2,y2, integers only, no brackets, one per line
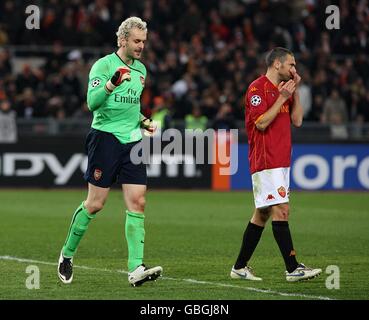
87,52,146,144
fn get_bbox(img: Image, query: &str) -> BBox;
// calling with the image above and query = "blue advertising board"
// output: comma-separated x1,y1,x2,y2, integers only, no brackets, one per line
231,144,369,190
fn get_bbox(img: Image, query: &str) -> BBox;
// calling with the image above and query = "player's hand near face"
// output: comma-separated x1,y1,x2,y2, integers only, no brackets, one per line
105,67,131,93
278,80,296,99
291,71,301,86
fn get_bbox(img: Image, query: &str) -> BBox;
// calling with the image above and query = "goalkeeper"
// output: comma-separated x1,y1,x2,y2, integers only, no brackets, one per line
57,17,162,287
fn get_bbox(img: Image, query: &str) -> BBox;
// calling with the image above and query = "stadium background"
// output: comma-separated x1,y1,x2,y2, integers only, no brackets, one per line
0,0,369,301
1,0,368,190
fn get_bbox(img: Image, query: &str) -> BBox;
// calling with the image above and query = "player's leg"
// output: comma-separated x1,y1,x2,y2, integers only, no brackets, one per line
271,203,322,281
231,167,280,281
271,203,298,272
231,207,270,280
58,184,110,284
234,207,271,266
62,183,110,257
123,183,146,271
58,129,119,284
119,141,162,286
122,184,162,286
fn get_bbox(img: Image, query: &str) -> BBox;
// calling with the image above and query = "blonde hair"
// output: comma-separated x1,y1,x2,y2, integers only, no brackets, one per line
116,17,147,47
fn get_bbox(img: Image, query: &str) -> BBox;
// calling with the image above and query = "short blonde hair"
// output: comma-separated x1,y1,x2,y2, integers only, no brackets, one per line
116,17,147,47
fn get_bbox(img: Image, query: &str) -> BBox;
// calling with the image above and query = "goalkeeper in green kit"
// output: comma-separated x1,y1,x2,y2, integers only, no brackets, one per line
57,17,162,287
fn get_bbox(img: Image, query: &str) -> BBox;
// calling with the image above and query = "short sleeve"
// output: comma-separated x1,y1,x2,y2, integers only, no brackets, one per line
245,85,268,124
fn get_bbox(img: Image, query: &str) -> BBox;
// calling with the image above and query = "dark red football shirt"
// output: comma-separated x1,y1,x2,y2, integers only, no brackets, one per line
245,75,293,174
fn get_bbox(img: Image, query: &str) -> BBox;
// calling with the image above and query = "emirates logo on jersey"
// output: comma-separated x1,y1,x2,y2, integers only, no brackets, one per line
278,186,286,198
250,95,261,106
140,76,145,87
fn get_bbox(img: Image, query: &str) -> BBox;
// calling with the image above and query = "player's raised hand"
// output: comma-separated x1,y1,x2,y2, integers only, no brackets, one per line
278,81,285,91
279,80,296,99
111,67,131,86
105,67,130,93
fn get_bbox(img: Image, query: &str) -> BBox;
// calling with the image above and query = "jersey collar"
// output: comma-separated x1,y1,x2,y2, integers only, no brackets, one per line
114,52,135,68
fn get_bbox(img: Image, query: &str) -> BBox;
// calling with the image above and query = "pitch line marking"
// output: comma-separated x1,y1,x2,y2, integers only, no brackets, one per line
0,255,333,300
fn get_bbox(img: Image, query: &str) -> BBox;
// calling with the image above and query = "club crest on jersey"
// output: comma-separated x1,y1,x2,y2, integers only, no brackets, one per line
94,169,102,181
278,186,286,198
250,95,261,106
140,76,145,87
91,78,101,88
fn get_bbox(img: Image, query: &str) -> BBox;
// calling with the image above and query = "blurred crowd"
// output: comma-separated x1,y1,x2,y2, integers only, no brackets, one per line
0,0,369,136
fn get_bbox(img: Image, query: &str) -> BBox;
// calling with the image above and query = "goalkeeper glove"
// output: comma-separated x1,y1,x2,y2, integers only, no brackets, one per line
140,118,157,137
105,67,130,93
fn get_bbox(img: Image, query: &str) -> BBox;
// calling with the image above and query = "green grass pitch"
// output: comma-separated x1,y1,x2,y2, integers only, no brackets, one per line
0,189,368,300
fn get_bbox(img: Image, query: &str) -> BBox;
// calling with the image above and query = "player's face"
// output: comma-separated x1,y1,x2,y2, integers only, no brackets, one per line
278,55,297,81
123,28,147,60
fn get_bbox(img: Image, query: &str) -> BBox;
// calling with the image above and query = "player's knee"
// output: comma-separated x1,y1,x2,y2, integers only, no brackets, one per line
279,210,289,220
131,195,146,212
137,195,146,211
85,200,105,214
274,204,289,220
254,207,271,224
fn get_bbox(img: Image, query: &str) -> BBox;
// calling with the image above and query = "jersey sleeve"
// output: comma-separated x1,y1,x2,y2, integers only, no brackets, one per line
86,58,111,111
245,84,268,125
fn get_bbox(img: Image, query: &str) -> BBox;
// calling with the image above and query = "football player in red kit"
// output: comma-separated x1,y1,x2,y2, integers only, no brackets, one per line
231,47,322,282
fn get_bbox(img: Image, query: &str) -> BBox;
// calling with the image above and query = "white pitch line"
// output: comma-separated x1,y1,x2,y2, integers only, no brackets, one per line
0,255,333,300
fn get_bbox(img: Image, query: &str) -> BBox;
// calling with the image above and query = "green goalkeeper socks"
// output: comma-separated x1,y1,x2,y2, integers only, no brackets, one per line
125,210,145,272
62,206,145,271
62,202,95,258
